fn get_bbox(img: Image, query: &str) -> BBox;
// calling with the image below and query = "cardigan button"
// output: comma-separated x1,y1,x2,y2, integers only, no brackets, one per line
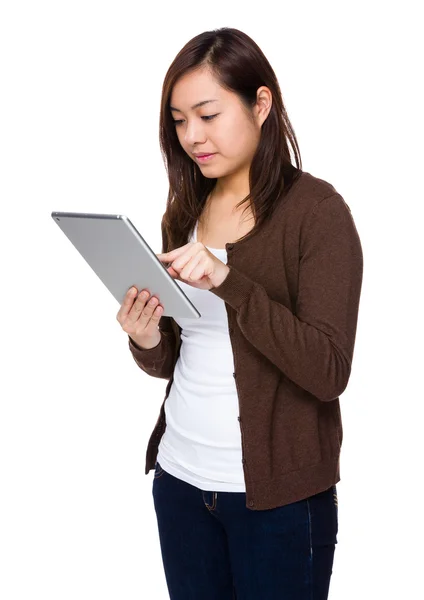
248,500,254,507
227,243,234,251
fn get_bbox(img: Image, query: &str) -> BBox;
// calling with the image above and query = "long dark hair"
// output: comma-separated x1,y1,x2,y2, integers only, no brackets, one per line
159,27,302,252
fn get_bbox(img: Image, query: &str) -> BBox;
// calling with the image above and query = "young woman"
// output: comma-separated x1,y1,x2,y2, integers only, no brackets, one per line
116,27,363,600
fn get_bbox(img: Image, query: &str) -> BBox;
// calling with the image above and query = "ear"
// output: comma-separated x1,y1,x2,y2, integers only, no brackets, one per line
254,86,272,127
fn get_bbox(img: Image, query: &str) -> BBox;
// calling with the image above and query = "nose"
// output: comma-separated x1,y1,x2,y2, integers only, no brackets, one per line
184,119,207,146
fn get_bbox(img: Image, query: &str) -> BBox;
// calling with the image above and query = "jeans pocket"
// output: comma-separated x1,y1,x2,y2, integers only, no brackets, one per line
332,485,339,542
154,461,165,479
332,485,338,510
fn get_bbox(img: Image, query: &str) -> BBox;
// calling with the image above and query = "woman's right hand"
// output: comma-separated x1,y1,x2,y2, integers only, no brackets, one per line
116,286,164,350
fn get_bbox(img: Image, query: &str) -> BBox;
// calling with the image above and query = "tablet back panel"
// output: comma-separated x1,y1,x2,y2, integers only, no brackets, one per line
51,212,200,319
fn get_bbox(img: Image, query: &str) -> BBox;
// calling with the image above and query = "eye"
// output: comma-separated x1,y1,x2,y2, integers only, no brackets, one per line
173,114,219,126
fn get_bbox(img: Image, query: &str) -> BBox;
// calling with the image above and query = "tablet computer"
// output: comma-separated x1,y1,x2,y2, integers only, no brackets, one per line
51,211,201,319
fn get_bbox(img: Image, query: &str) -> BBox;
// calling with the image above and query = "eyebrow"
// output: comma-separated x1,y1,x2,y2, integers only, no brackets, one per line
169,99,218,113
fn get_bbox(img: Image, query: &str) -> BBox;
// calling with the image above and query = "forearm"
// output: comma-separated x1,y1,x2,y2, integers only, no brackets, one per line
128,319,179,380
210,194,363,402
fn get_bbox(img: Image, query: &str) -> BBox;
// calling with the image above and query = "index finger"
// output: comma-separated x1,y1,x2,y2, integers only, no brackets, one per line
157,243,193,262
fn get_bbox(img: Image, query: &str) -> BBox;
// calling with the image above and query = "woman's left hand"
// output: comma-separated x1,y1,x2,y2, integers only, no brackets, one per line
156,242,230,290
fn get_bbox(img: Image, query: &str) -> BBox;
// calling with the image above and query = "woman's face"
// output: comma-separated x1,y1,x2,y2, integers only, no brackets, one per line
169,67,267,181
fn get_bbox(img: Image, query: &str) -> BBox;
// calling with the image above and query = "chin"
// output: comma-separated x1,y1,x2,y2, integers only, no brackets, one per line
200,170,220,179
197,165,222,177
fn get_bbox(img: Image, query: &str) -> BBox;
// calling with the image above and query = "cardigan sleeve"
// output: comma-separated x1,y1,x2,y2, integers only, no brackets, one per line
127,315,179,380
210,193,363,402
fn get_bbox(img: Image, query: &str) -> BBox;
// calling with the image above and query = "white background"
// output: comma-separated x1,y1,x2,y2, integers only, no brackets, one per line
1,1,422,598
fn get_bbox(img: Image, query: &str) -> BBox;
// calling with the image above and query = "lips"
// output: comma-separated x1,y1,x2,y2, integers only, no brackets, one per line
194,153,217,163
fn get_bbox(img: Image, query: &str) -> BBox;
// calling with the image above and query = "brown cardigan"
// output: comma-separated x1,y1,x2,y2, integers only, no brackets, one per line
127,169,363,510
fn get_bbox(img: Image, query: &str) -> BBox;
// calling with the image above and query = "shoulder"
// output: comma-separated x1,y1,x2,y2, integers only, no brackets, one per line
277,169,353,226
291,170,344,207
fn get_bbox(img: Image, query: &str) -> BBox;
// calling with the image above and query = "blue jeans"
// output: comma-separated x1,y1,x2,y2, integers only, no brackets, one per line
152,462,338,600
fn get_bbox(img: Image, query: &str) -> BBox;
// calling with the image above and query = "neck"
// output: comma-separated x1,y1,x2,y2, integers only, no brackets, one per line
212,169,250,210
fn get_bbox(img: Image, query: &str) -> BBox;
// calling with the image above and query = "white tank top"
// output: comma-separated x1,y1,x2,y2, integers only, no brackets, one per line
156,220,245,492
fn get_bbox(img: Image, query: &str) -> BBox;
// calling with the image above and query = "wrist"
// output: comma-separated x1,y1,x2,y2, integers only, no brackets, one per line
212,265,230,288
